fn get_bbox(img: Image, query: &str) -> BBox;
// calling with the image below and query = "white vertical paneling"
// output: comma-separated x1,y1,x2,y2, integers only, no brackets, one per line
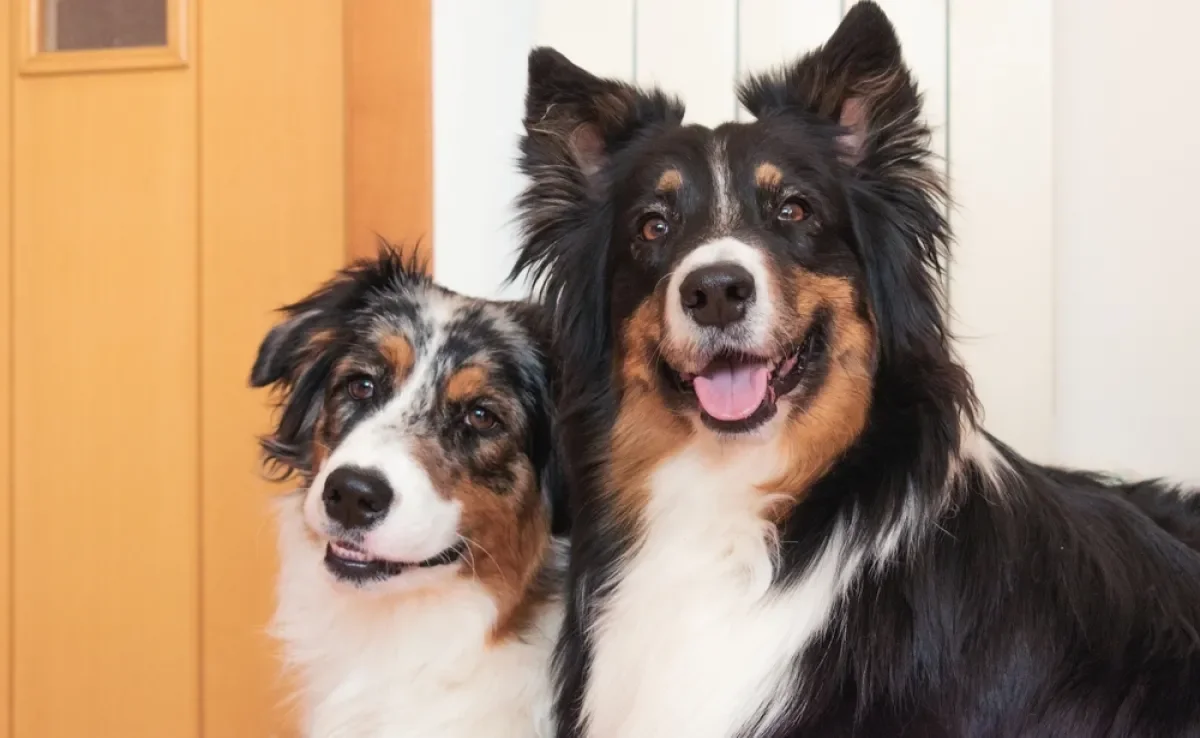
535,0,636,79
851,0,947,168
636,0,739,126
432,0,536,299
1054,0,1200,483
947,0,1054,461
433,0,638,299
736,0,844,120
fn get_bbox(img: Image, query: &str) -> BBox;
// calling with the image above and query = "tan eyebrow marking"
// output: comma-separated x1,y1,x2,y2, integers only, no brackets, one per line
656,169,683,193
381,334,415,382
445,365,489,403
755,162,784,189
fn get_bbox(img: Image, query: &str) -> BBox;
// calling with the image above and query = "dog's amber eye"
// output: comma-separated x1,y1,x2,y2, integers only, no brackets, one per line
778,198,810,223
346,376,375,401
465,405,498,431
639,215,670,242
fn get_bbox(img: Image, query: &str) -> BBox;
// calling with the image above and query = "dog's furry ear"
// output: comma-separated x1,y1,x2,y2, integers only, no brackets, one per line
503,300,553,352
523,47,684,180
516,49,684,290
739,2,923,172
250,302,341,479
250,270,364,479
250,309,327,388
251,245,430,479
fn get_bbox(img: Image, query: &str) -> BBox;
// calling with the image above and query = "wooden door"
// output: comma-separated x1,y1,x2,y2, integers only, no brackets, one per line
0,1,432,736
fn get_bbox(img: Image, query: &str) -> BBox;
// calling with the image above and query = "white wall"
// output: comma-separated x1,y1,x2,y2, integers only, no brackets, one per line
431,0,1200,484
431,0,536,300
1053,0,1200,483
947,1,1055,462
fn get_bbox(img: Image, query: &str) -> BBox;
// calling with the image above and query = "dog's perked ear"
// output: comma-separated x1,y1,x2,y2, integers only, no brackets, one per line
515,48,685,292
522,47,684,180
738,2,923,173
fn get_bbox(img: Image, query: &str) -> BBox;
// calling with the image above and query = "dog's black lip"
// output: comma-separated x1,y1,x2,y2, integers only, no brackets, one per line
663,318,827,434
323,540,466,584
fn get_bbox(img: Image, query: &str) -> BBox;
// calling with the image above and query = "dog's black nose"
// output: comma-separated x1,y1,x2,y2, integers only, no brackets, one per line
679,263,756,328
323,467,394,529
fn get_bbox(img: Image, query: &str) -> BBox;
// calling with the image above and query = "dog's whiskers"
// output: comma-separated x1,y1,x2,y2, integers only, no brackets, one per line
460,534,512,592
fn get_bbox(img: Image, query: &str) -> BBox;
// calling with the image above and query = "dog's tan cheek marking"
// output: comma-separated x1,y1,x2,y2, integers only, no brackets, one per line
380,333,415,384
474,460,551,643
308,389,347,475
754,162,783,189
412,436,550,643
608,297,693,528
310,413,330,473
763,271,876,513
412,437,455,503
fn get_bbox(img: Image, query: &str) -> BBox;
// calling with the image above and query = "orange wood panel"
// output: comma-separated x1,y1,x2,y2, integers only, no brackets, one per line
198,1,345,736
345,0,433,265
10,10,201,738
0,1,12,735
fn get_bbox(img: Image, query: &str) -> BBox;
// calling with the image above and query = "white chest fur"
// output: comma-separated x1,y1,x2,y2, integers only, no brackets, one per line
273,505,559,738
581,436,856,738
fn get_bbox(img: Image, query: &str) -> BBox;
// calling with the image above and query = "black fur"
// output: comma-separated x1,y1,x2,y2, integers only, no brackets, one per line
513,3,1200,736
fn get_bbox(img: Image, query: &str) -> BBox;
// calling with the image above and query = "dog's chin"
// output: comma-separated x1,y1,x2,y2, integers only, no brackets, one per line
660,319,826,437
322,538,467,588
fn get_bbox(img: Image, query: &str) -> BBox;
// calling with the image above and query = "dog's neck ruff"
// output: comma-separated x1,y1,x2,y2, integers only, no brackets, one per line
273,503,560,738
581,430,852,738
579,415,1005,738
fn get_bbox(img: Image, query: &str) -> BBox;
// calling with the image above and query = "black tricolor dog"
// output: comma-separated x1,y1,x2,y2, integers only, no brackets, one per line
251,247,566,738
514,3,1200,737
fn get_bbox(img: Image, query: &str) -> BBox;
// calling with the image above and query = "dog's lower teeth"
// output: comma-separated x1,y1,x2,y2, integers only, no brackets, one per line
333,543,372,562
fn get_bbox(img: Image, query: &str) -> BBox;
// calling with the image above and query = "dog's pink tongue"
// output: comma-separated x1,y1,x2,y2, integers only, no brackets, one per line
693,361,770,421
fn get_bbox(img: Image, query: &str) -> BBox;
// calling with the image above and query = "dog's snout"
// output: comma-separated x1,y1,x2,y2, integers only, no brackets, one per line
323,467,394,529
679,262,756,329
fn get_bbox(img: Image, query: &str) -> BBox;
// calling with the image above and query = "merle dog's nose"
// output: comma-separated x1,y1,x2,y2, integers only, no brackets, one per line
679,262,756,329
323,467,394,528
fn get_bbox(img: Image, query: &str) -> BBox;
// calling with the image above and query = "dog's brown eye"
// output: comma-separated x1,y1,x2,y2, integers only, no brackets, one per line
639,215,670,242
346,376,375,401
465,405,498,431
778,198,810,223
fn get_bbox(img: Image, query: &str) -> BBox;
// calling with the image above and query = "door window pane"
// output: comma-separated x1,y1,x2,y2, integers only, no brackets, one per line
42,0,167,52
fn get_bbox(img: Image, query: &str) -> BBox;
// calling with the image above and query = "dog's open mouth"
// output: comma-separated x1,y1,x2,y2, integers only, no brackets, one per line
324,539,466,584
670,320,826,433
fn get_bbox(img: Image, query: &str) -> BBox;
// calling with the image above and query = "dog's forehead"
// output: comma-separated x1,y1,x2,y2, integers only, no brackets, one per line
364,289,535,384
627,120,832,193
622,125,754,201
625,125,718,187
